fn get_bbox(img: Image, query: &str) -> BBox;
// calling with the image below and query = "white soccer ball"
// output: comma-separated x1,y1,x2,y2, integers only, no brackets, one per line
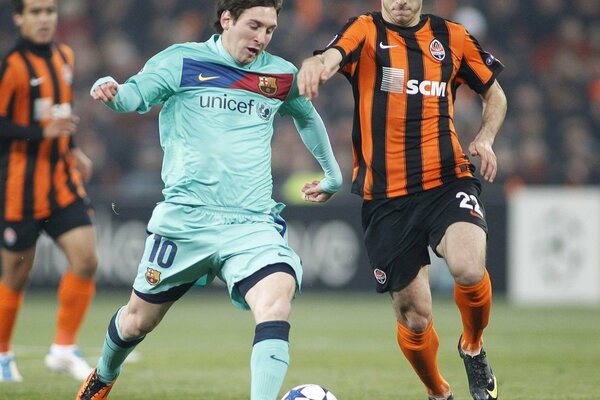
280,383,338,400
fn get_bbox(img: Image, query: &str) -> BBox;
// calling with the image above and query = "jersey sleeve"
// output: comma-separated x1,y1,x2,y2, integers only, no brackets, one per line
456,30,504,93
124,45,184,113
0,56,44,140
58,44,75,68
293,108,343,194
319,15,369,77
0,58,20,119
278,73,313,118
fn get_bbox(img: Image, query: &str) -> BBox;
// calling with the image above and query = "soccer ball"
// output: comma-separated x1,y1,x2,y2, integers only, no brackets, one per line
280,384,338,400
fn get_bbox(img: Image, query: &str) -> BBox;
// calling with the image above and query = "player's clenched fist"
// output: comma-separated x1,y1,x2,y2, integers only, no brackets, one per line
91,81,118,102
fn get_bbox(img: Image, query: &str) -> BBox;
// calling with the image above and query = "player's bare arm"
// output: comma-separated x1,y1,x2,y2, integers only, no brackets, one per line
468,80,507,183
72,147,93,182
297,49,342,100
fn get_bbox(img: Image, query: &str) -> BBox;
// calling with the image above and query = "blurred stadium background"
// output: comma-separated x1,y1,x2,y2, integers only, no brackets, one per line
1,0,598,300
1,0,599,398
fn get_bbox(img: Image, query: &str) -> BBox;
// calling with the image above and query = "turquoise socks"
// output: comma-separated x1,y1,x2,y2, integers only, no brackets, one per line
250,321,291,400
96,307,145,383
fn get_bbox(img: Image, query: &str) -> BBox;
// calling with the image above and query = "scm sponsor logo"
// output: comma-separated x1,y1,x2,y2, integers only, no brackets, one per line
406,79,447,96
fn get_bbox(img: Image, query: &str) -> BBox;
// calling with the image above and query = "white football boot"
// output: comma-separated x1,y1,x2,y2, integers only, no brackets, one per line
0,351,23,382
45,344,93,381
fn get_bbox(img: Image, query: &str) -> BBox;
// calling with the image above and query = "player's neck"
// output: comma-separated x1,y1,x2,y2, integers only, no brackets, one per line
18,36,53,58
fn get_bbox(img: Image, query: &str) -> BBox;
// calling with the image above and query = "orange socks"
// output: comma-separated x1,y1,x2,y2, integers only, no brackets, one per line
55,271,96,345
396,320,450,397
454,269,492,353
0,283,24,352
0,272,95,351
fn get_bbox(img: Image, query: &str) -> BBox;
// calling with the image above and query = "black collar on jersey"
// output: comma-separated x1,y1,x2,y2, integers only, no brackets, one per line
377,12,429,34
15,36,53,59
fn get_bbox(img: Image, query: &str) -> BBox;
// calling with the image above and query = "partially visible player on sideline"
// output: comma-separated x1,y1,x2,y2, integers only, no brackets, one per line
298,0,507,399
0,0,98,382
77,0,342,399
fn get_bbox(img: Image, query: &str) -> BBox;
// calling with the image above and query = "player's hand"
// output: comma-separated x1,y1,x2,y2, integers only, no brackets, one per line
43,115,79,138
469,138,497,183
301,180,334,203
91,81,119,102
298,56,326,100
72,147,93,182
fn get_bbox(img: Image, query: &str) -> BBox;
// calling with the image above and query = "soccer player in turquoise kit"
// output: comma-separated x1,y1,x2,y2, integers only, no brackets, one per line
76,1,342,399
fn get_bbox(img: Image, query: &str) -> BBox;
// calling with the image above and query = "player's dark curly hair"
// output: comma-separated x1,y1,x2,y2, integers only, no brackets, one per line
12,0,25,13
213,0,283,33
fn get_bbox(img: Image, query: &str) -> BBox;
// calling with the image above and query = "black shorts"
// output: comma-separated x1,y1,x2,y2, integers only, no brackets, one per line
361,178,488,293
0,198,93,251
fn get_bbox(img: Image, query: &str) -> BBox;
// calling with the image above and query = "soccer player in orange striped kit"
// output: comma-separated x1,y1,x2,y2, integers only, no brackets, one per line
0,0,97,382
298,0,507,399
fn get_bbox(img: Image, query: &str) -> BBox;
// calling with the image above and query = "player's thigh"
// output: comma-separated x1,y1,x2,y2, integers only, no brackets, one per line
132,203,227,302
132,229,218,302
243,271,296,323
44,199,98,277
55,225,98,277
361,197,430,293
437,221,487,283
426,179,488,283
0,219,40,289
221,223,302,311
427,179,487,255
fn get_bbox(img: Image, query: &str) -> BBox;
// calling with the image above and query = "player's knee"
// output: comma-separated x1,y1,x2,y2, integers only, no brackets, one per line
399,307,432,333
122,320,151,339
272,297,292,319
256,296,292,322
70,251,99,279
120,313,159,338
1,271,31,292
82,250,99,272
451,262,485,286
447,249,485,285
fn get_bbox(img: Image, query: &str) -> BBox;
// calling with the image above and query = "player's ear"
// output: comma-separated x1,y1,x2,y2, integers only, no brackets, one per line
13,13,24,28
220,10,233,31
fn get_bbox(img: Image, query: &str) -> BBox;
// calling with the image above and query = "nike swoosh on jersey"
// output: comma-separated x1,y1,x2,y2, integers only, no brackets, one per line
486,376,498,398
379,42,399,49
181,59,294,100
198,73,220,81
269,355,289,365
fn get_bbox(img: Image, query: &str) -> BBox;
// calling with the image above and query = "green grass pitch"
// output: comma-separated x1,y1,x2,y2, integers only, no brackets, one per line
3,289,599,399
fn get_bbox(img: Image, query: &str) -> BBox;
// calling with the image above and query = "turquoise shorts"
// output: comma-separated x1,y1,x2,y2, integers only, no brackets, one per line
132,202,303,310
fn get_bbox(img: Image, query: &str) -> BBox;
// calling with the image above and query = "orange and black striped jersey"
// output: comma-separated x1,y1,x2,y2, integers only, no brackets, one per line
321,13,504,199
0,39,86,221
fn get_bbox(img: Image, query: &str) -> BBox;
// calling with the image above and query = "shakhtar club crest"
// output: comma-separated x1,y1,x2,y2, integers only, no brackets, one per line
258,76,278,96
374,268,387,284
429,39,446,61
145,267,161,286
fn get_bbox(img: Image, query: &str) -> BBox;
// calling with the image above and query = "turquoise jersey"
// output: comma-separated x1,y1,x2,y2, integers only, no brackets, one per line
104,35,340,213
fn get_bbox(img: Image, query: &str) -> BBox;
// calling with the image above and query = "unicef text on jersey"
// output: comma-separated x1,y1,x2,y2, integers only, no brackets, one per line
199,94,273,120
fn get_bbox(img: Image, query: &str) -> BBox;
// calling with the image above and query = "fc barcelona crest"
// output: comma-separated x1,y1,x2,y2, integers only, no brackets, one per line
258,76,278,96
145,267,161,286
